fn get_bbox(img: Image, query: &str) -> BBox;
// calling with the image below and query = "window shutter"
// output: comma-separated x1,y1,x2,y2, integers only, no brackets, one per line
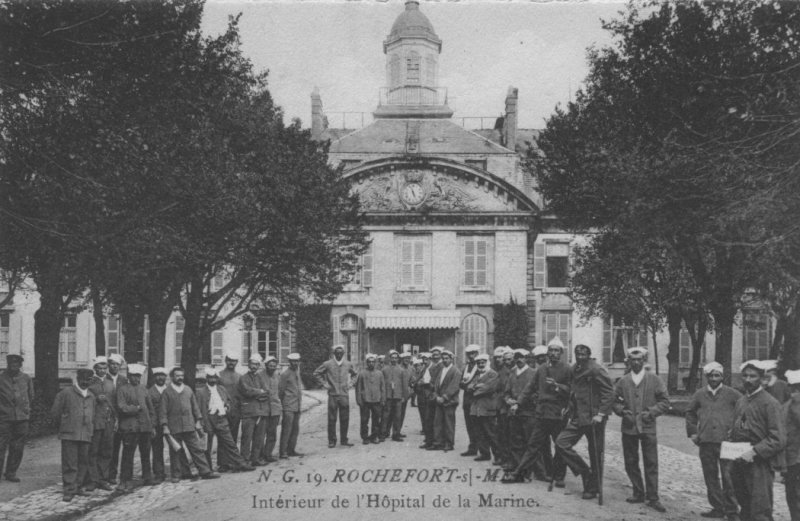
463,238,475,287
476,239,487,287
279,316,292,363
602,318,612,364
211,331,224,365
175,315,184,366
362,246,373,288
332,314,341,348
400,241,413,288
413,240,425,287
241,330,250,362
533,242,546,288
107,315,120,356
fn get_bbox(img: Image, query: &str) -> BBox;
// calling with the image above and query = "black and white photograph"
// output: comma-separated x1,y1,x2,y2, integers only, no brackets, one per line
0,0,798,520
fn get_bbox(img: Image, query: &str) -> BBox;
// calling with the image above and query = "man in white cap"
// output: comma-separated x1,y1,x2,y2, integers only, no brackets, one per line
218,349,243,446
504,348,546,479
783,368,800,521
279,353,303,458
106,353,127,484
52,368,95,502
729,360,785,521
314,344,357,448
148,367,178,484
87,356,115,491
410,354,429,431
0,353,33,483
468,353,500,461
398,351,414,436
258,356,282,463
356,354,384,444
115,364,155,492
237,354,270,465
381,350,408,442
759,360,791,404
419,347,444,449
612,347,670,512
685,361,742,520
460,344,482,457
495,347,515,467
196,367,253,473
431,350,462,452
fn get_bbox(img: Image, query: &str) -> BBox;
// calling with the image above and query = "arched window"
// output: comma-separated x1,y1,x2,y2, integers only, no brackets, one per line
406,52,420,83
461,313,488,360
389,54,401,87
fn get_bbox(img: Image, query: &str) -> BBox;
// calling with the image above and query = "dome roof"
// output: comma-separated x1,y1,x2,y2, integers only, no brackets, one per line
385,1,441,50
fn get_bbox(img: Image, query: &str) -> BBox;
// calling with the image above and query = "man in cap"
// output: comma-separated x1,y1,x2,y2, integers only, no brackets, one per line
412,354,431,434
555,344,614,500
218,349,243,446
784,369,800,521
148,367,176,484
376,355,385,372
460,344,481,457
728,360,785,521
106,353,127,484
494,347,514,467
398,351,414,435
431,350,462,452
196,367,253,473
759,360,791,404
0,353,33,482
115,364,155,492
160,367,220,481
419,347,443,449
258,356,282,463
238,354,270,465
685,361,742,520
356,354,385,444
504,348,544,478
468,353,500,461
87,356,115,491
502,338,572,484
279,353,303,458
314,344,357,448
52,368,95,502
612,347,670,512
381,350,408,441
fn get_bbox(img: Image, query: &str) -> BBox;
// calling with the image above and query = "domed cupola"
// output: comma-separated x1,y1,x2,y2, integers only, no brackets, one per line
384,0,441,52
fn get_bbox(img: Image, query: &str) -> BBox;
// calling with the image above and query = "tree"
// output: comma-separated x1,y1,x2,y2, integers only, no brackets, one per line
493,297,529,351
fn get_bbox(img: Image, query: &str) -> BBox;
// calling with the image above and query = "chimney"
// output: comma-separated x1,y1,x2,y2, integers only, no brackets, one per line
311,87,324,141
502,86,518,151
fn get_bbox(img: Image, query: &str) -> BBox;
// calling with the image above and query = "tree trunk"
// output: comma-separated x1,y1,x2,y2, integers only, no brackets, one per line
34,285,65,404
92,288,106,358
147,312,168,371
121,309,144,364
713,308,737,385
771,314,786,361
180,279,205,389
665,307,682,392
685,313,708,393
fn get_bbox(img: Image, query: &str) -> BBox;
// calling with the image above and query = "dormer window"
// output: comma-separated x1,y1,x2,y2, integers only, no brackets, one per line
406,52,420,83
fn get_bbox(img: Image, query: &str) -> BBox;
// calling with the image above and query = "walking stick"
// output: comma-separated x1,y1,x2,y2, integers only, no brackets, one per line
591,417,606,506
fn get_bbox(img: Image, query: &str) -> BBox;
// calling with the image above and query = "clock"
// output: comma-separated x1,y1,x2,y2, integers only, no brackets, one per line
401,182,426,205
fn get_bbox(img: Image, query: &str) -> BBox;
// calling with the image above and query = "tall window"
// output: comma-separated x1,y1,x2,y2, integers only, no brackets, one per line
256,315,278,361
602,317,647,364
397,236,429,291
679,326,692,368
461,236,492,290
59,314,77,363
425,55,436,85
406,52,420,83
338,314,360,361
743,311,771,361
543,311,572,362
211,331,224,365
345,242,373,291
174,315,184,365
389,54,401,87
545,243,569,288
0,313,9,359
143,315,150,364
106,315,121,356
461,314,488,356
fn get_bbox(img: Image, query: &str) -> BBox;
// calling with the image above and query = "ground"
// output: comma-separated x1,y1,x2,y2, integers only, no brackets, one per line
0,391,791,521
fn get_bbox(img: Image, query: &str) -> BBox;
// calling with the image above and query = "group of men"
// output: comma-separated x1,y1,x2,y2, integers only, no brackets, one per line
48,349,304,502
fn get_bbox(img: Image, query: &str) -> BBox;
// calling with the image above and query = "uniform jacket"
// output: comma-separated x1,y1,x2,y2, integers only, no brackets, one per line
159,385,201,434
460,361,478,406
613,371,670,435
766,379,792,404
259,370,282,416
685,385,742,444
469,368,499,416
730,389,786,470
402,364,415,399
278,368,302,412
417,363,440,401
504,366,536,417
496,366,511,414
0,370,33,422
88,374,117,429
382,364,408,401
218,368,242,412
313,359,355,397
196,385,231,433
105,373,128,411
434,364,462,407
356,368,385,406
569,359,615,426
237,371,270,418
147,385,166,429
51,386,95,442
116,382,155,433
783,392,800,467
520,361,572,420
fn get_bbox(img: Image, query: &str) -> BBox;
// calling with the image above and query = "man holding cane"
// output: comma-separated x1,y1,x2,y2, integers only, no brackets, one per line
555,344,614,502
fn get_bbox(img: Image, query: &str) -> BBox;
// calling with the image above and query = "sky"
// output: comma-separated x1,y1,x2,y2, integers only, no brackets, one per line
201,1,628,130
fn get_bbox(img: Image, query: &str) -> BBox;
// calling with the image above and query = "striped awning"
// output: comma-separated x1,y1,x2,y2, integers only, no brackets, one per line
365,310,461,330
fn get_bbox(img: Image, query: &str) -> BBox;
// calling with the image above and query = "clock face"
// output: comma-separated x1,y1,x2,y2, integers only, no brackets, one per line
401,182,425,205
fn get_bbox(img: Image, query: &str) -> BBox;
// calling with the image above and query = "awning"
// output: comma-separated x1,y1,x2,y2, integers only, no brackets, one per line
365,310,461,330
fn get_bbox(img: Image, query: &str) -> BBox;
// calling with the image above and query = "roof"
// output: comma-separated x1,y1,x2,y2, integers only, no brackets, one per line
385,1,441,50
328,118,514,155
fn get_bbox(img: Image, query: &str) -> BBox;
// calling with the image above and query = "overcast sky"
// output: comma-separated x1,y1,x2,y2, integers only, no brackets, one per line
201,1,627,130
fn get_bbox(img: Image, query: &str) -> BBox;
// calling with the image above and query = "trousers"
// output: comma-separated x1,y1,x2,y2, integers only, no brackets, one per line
732,458,775,521
89,424,114,484
240,416,267,463
168,431,212,478
556,421,604,492
280,411,301,456
327,395,350,444
360,403,382,441
699,442,738,515
0,420,28,478
120,431,152,482
382,399,402,438
514,418,566,480
259,415,281,459
61,440,90,494
622,432,659,501
204,414,248,470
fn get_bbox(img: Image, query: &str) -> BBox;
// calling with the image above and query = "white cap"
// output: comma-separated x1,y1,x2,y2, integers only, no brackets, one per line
204,367,219,377
547,336,565,349
412,358,422,365
399,352,411,358
430,346,444,353
703,361,724,375
441,349,454,357
224,348,240,361
532,345,548,357
759,360,778,372
127,364,146,376
365,353,377,361
627,347,648,358
388,349,399,356
493,346,509,356
151,367,168,376
465,344,481,354
740,359,763,373
419,352,431,359
108,354,125,364
264,356,277,364
332,344,345,352
786,369,800,385
249,353,263,364
287,353,300,361
377,355,385,360
92,356,109,366
475,353,490,362
513,348,530,357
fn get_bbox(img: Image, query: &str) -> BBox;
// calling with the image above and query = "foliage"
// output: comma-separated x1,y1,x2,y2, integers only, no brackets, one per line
493,297,529,351
293,304,333,389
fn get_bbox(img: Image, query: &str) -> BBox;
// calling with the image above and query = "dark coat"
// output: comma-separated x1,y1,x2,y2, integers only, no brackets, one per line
469,368,499,416
313,359,356,397
766,379,792,404
259,370,282,417
51,386,95,442
116,382,155,433
520,361,572,420
217,368,242,410
685,385,742,444
569,359,614,426
0,370,33,422
504,366,536,417
730,389,786,471
356,368,385,406
147,386,166,429
237,371,270,418
613,371,670,435
196,385,231,433
88,375,116,429
434,364,462,407
382,364,408,401
159,385,201,434
784,392,800,467
278,368,302,412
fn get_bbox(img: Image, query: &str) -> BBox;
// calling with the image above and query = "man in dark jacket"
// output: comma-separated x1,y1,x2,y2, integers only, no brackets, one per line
218,349,243,445
314,345,356,448
760,360,791,404
504,348,537,475
105,353,127,484
556,344,614,500
419,348,443,449
784,369,800,521
115,364,155,492
459,345,481,456
238,354,270,466
685,361,742,520
0,353,33,482
148,367,177,484
279,353,303,458
52,369,95,502
431,350,462,452
356,354,385,444
258,356,283,463
469,353,499,461
87,356,115,491
381,350,408,441
729,360,786,521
